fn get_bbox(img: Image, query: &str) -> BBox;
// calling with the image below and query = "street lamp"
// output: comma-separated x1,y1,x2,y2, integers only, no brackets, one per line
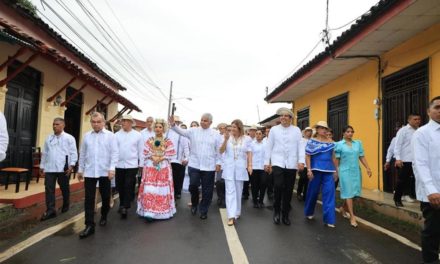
167,81,193,117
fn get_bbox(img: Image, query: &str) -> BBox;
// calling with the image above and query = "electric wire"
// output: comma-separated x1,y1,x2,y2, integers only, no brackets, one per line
42,0,161,103
38,1,162,105
52,0,159,97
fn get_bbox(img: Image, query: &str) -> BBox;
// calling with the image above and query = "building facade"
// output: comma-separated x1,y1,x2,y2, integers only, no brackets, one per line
266,0,440,191
0,1,141,170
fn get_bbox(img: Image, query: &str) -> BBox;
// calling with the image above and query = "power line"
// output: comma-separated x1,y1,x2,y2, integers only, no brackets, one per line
103,0,161,84
42,0,162,103
84,0,157,86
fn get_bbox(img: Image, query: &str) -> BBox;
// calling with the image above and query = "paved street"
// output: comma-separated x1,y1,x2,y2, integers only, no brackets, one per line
4,193,420,264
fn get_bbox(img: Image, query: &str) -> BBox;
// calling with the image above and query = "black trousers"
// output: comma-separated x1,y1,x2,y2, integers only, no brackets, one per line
421,202,440,263
171,163,186,196
242,180,250,198
266,172,274,198
45,172,70,214
394,162,414,202
84,177,110,227
272,166,296,215
296,168,309,200
115,168,138,209
250,169,268,204
188,167,215,214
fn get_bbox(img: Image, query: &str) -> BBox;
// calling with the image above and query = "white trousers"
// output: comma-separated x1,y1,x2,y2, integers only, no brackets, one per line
225,179,244,219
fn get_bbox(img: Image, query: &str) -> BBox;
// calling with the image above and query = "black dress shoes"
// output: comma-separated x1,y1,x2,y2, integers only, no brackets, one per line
121,208,127,219
41,212,56,221
191,206,197,215
99,217,107,226
273,212,281,225
394,200,404,207
79,226,95,239
282,216,291,226
175,194,181,199
200,213,208,220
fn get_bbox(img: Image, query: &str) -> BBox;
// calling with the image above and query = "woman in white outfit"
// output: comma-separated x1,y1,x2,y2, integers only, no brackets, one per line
220,119,252,226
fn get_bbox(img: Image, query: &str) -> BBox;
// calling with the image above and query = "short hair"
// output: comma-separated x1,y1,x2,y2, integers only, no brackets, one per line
231,119,245,137
146,116,154,122
180,124,187,129
430,96,440,106
91,112,105,121
53,117,65,124
408,113,421,118
201,113,213,122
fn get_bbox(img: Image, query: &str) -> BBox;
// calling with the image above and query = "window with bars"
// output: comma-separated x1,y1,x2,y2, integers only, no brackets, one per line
297,107,310,130
327,93,348,141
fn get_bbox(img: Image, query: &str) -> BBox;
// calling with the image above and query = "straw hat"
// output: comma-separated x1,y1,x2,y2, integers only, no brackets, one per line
303,126,313,131
121,115,135,123
276,107,294,118
174,115,181,122
249,125,258,130
313,121,329,129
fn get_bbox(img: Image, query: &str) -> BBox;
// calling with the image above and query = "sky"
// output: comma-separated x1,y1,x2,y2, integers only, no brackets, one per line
31,0,379,126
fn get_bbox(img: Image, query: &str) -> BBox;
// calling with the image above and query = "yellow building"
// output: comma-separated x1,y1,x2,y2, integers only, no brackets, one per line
265,0,440,192
0,2,141,169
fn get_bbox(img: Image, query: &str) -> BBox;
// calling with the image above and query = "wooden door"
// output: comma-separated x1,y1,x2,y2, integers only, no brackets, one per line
3,62,40,169
327,93,348,141
382,59,429,192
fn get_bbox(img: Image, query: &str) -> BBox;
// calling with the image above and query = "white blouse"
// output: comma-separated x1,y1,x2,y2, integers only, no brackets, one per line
222,136,252,181
251,140,265,170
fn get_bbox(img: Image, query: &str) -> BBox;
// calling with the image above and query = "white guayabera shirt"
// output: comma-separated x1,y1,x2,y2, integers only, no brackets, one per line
78,129,119,178
171,125,222,171
264,124,305,169
40,132,78,173
0,112,8,162
412,120,440,202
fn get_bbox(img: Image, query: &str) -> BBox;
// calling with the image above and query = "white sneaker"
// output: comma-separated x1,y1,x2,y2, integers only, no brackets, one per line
404,196,416,203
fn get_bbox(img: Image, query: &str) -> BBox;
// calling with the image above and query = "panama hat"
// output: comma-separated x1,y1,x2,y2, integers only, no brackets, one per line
121,115,135,123
313,121,329,129
276,107,294,118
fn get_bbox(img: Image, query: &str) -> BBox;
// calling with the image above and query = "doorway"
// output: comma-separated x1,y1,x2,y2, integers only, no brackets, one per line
4,61,41,169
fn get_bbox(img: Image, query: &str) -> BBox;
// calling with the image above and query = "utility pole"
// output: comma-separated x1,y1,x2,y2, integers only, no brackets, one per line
167,81,173,117
257,105,261,123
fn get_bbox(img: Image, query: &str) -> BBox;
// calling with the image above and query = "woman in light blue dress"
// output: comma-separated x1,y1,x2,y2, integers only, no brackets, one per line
335,125,372,227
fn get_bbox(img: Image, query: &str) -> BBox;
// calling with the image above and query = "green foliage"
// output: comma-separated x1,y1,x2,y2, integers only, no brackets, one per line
17,0,38,16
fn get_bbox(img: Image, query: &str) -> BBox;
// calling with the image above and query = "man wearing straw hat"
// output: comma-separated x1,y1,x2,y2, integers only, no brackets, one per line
115,115,143,219
264,107,305,225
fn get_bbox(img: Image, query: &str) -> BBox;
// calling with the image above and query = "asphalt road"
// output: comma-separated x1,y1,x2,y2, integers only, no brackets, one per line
3,193,421,264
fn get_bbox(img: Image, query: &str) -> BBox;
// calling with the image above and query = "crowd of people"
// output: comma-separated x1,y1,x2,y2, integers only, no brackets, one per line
2,96,438,263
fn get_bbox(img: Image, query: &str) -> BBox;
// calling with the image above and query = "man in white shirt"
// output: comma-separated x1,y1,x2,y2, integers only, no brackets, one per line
40,117,78,221
0,112,8,162
393,113,421,206
412,96,440,264
215,123,228,208
140,116,155,142
264,108,305,225
296,127,312,201
77,112,119,239
115,115,143,219
243,125,257,200
167,116,190,199
169,113,222,220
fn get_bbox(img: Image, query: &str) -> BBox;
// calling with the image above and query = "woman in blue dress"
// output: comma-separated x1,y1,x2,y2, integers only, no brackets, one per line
304,121,338,228
335,125,372,227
